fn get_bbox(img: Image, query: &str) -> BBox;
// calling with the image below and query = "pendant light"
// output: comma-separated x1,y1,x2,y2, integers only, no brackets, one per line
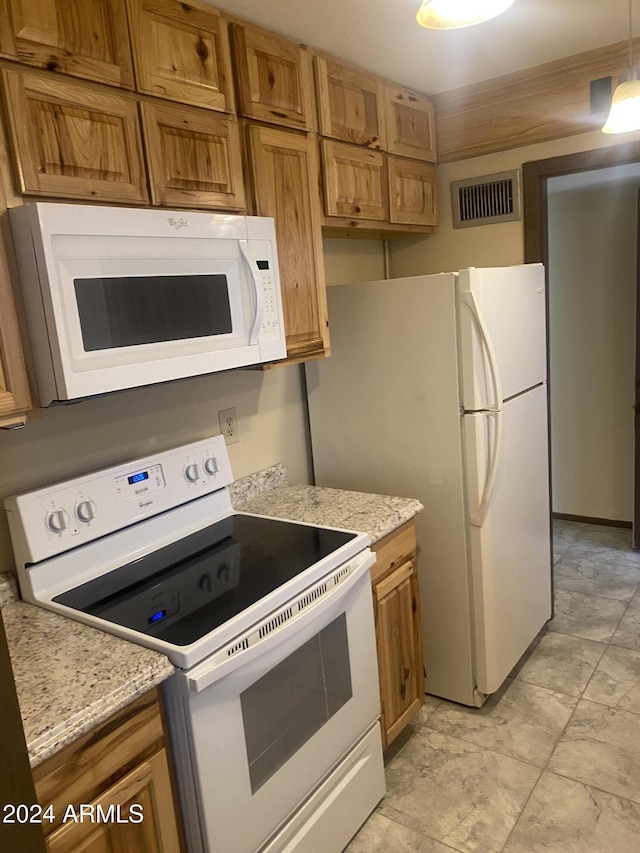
602,0,640,133
416,0,515,30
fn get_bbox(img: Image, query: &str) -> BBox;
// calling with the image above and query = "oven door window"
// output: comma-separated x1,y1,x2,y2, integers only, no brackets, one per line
74,274,233,350
241,613,352,794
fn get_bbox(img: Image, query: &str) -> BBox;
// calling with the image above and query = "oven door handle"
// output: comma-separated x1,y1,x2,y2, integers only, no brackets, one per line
187,550,375,693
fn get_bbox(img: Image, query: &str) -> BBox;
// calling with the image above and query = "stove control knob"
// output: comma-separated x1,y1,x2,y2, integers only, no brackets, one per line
46,508,69,533
203,457,218,476
75,499,96,523
184,463,199,483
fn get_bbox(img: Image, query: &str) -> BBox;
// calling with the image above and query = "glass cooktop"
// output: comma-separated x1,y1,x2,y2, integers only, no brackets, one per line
54,514,356,646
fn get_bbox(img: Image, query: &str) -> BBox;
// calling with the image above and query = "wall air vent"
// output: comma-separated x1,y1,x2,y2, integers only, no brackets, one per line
451,170,521,228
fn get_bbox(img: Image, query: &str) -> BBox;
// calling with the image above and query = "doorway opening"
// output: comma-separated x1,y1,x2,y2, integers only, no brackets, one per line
523,143,640,547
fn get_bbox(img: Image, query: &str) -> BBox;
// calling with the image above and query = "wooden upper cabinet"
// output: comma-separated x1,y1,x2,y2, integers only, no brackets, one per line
246,124,329,362
321,139,387,221
0,0,134,88
0,228,31,427
230,22,315,131
126,0,235,112
2,69,148,203
388,157,437,226
315,53,386,148
141,100,245,210
383,83,436,162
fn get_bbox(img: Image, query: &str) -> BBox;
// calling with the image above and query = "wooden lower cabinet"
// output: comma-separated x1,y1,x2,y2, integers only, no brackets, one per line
371,521,424,749
33,689,182,853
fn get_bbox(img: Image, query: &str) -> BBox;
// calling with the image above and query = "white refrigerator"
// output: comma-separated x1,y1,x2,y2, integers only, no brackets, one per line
305,265,552,707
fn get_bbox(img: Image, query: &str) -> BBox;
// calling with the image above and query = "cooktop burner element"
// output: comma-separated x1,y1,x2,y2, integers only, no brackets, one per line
54,514,356,646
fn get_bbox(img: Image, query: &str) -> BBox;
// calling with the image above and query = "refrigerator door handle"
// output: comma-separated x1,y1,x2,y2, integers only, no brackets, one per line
460,291,503,412
470,409,503,527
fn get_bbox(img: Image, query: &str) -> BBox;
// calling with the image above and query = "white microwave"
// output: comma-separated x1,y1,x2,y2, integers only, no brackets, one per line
9,203,287,406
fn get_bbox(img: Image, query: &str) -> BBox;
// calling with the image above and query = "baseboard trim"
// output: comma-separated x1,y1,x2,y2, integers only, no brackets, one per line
552,512,632,529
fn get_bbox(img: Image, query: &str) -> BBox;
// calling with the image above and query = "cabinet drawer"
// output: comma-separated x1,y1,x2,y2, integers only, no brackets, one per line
2,68,148,203
141,99,245,210
371,520,416,586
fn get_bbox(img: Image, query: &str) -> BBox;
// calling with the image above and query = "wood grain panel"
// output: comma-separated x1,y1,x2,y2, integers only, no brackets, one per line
383,84,436,162
141,99,245,209
0,214,31,422
127,0,234,112
434,39,637,162
320,138,387,220
315,52,386,148
0,0,134,88
230,21,315,130
33,690,164,837
388,157,437,226
2,68,148,202
246,123,329,360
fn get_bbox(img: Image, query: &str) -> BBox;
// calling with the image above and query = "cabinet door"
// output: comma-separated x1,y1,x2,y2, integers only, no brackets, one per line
321,139,387,221
141,100,245,210
230,22,315,131
0,0,134,88
314,53,385,148
246,124,329,362
127,0,234,112
2,69,148,203
374,558,424,749
383,84,436,162
0,226,31,426
388,157,438,227
45,750,180,853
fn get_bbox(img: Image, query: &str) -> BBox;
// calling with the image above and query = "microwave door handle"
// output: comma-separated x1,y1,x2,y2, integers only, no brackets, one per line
239,240,265,345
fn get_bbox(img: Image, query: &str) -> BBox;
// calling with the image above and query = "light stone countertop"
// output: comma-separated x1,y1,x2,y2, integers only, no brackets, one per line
2,598,174,767
232,468,423,545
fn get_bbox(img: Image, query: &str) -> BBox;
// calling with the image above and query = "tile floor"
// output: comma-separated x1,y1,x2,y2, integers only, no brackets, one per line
346,520,640,853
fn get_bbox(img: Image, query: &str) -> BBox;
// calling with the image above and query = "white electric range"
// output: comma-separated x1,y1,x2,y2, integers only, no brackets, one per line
5,435,385,853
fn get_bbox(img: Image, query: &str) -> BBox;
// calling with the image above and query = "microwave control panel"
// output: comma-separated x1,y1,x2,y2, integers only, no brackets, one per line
256,259,280,342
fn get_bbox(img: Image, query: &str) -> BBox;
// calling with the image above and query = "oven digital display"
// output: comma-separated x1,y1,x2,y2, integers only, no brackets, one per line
115,463,165,502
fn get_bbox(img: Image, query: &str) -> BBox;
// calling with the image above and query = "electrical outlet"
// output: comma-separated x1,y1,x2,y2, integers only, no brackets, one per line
218,407,239,445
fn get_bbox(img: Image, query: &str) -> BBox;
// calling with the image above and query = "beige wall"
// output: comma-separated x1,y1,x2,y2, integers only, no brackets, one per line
323,238,386,285
0,365,311,575
548,167,640,521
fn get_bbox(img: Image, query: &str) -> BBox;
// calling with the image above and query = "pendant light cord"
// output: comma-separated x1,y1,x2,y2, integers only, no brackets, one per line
630,0,634,68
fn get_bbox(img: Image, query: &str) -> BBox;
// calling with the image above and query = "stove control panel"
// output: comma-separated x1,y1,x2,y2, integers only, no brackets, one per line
5,434,233,566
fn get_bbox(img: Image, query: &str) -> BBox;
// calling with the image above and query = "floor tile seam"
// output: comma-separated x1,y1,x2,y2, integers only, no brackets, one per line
514,633,607,696
554,580,640,603
420,717,561,772
568,693,640,719
608,636,640,653
497,764,547,853
543,765,640,808
371,811,461,853
548,624,620,645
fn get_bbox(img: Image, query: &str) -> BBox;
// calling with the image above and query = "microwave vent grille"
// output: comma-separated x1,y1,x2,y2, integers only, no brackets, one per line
452,170,521,228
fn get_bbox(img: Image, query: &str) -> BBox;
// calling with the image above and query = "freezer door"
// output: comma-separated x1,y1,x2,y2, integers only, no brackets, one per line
463,383,552,696
458,264,547,410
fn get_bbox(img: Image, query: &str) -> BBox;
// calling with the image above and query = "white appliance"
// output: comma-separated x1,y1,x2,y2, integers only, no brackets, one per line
5,435,385,852
306,265,552,707
9,203,287,406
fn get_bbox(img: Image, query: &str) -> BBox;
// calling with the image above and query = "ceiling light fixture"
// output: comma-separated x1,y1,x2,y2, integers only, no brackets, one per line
602,0,640,133
416,0,515,30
